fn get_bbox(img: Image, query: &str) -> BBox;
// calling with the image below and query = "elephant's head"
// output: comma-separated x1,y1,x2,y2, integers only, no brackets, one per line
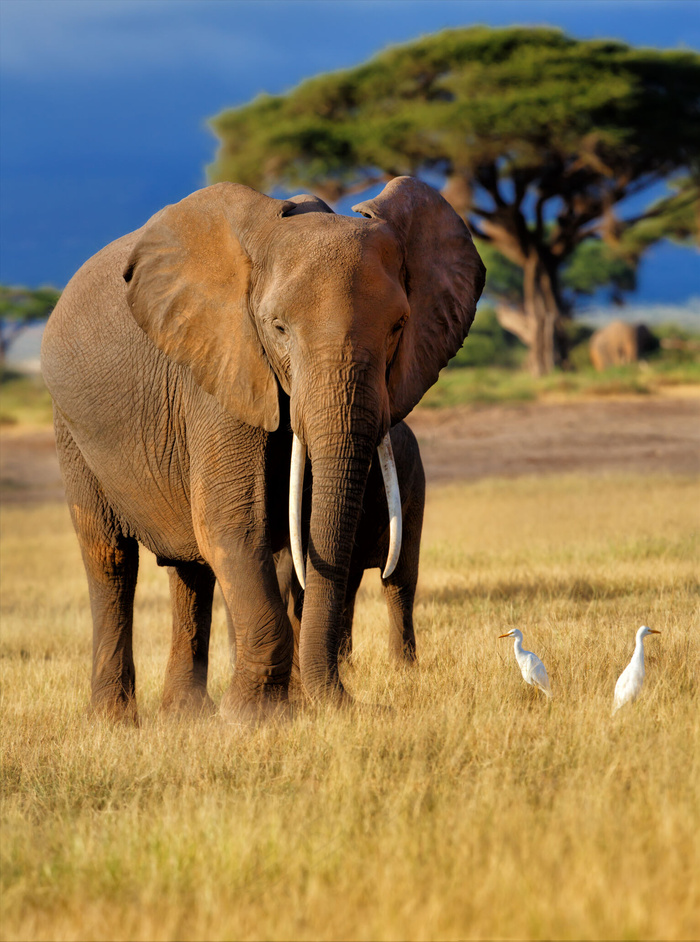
123,177,485,701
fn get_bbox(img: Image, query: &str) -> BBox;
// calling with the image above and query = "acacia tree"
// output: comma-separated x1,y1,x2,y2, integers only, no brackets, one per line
480,172,698,339
209,27,700,374
481,239,638,337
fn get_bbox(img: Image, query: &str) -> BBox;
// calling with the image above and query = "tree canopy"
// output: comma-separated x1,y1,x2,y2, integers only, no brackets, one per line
209,26,700,374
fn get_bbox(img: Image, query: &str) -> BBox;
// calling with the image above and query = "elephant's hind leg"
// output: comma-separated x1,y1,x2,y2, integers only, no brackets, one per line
338,565,364,662
55,415,140,723
382,471,423,664
162,561,216,715
382,579,418,662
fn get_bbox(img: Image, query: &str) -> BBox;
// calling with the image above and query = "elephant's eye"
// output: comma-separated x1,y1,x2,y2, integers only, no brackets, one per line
391,316,407,335
272,320,287,335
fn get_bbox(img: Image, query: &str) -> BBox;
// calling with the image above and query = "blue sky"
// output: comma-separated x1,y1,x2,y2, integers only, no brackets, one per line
1,0,698,302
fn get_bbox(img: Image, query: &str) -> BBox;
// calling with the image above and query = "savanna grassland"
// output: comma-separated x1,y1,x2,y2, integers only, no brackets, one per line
1,474,699,941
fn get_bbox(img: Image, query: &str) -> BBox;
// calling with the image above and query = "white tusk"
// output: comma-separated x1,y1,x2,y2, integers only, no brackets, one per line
377,432,403,580
289,434,306,590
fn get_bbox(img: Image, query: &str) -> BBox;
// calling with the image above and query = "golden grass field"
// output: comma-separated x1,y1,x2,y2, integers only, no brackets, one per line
1,474,699,941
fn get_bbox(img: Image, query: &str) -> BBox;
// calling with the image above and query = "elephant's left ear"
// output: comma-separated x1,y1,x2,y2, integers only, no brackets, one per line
353,176,486,424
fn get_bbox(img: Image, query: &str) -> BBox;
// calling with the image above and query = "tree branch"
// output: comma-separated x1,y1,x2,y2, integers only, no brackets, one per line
494,304,535,347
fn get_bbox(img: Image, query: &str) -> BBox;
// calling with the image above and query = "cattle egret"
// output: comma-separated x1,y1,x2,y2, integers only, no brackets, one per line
612,625,660,715
498,628,553,698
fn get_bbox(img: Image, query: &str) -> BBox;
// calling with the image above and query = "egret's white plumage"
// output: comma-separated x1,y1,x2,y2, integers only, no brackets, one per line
499,628,553,698
612,625,660,715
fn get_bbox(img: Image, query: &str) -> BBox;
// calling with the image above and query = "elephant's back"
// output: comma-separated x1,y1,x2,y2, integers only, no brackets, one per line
41,229,143,408
41,226,189,436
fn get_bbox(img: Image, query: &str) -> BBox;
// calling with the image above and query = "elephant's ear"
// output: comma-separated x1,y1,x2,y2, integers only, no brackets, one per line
353,176,486,424
124,182,295,432
284,193,335,215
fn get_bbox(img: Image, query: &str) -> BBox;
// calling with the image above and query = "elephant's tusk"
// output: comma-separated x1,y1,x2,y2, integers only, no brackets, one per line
377,432,403,580
289,433,307,590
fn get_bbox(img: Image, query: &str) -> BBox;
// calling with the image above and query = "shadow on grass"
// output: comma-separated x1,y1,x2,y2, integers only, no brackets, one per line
427,578,639,604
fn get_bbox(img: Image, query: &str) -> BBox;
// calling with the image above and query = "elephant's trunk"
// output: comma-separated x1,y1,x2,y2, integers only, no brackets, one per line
290,431,402,589
294,379,382,702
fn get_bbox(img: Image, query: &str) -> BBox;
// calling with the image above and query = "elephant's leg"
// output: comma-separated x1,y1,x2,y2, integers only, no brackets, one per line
382,462,423,663
215,556,295,718
162,561,216,715
275,548,304,697
55,415,139,722
191,426,295,719
197,529,293,719
224,600,237,669
338,565,364,662
381,526,420,664
382,576,418,662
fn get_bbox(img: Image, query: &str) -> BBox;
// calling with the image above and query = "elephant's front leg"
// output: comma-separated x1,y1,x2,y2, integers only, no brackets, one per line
215,542,295,720
162,561,216,715
191,424,295,720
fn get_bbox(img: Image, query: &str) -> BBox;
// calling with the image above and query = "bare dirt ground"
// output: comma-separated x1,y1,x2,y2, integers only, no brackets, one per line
1,393,698,504
407,392,700,483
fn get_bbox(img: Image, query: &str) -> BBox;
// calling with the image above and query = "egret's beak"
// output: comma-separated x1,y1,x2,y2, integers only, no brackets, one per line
649,629,661,634
498,633,512,639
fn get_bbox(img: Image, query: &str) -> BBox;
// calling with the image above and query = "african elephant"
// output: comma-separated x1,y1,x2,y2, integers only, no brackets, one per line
276,419,425,692
589,320,659,370
41,176,485,722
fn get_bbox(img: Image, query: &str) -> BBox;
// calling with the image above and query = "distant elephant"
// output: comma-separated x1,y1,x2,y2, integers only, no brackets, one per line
276,419,425,692
589,320,659,370
41,177,485,722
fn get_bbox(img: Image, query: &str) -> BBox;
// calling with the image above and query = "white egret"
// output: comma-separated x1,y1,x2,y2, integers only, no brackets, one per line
498,628,553,698
612,625,660,715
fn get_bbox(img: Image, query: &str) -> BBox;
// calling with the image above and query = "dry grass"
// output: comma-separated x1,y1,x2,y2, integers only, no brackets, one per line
1,475,699,941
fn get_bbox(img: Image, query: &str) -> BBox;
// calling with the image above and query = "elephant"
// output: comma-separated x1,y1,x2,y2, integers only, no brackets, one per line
589,320,659,371
40,176,485,722
275,419,425,694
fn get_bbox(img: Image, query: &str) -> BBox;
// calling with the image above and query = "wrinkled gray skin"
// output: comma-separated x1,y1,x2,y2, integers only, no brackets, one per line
41,177,485,723
590,320,659,370
275,420,425,691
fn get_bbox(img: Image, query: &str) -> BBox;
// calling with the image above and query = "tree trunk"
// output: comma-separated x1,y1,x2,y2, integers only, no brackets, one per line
521,255,567,376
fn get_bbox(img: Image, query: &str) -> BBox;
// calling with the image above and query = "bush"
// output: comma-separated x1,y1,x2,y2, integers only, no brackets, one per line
0,369,54,426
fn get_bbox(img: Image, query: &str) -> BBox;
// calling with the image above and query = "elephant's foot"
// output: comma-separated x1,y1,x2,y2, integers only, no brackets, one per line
219,676,293,726
391,649,417,665
161,685,216,718
220,694,294,727
91,691,139,727
388,635,417,663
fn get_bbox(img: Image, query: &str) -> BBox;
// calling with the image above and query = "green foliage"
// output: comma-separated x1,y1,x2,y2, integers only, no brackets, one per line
480,237,638,319
477,243,523,305
449,304,525,368
561,240,637,300
0,285,60,361
0,285,60,323
424,338,700,408
209,27,700,200
620,175,699,258
209,27,699,374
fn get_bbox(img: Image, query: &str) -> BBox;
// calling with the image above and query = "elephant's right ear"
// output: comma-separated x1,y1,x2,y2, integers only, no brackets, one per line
123,183,293,432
